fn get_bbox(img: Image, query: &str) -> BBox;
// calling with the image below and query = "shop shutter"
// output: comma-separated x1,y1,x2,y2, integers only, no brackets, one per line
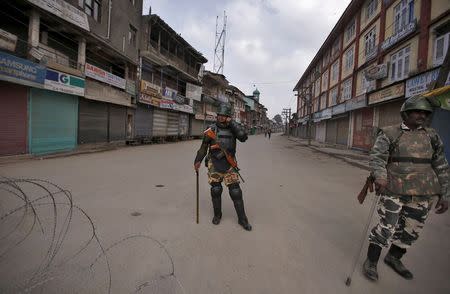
135,104,153,138
152,109,168,137
167,111,179,136
108,105,127,141
0,82,28,155
29,88,78,154
78,99,108,144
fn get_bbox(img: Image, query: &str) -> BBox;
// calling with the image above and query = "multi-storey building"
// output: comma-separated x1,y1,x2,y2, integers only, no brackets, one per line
294,0,449,152
0,0,142,155
138,14,207,140
226,85,247,124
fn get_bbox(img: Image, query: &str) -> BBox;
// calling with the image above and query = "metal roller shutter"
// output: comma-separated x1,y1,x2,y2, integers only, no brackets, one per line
0,82,28,155
109,105,127,141
191,119,205,136
78,99,108,144
29,88,78,154
336,116,350,145
353,108,374,150
167,111,179,136
135,104,153,138
326,120,337,144
378,100,404,128
152,109,168,137
178,113,189,136
315,121,326,143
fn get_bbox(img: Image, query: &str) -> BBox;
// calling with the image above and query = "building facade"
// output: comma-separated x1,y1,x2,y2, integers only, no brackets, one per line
294,0,449,152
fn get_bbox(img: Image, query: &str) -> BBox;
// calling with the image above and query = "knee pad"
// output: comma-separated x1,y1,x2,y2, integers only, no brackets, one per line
211,183,223,198
228,183,242,201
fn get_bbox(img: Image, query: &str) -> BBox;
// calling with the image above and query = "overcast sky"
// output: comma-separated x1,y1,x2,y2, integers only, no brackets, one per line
143,0,351,118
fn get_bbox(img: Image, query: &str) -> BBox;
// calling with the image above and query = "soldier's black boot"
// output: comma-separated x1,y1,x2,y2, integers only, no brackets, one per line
228,184,252,231
211,183,223,225
363,243,382,281
384,245,413,280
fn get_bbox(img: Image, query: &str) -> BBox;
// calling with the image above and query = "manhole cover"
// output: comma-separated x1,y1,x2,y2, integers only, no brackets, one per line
131,211,142,217
155,184,165,187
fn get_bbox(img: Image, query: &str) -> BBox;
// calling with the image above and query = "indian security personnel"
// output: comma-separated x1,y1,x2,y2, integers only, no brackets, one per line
194,103,252,231
363,95,449,281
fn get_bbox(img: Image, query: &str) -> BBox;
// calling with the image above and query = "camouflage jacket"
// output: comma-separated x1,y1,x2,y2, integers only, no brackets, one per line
370,124,449,199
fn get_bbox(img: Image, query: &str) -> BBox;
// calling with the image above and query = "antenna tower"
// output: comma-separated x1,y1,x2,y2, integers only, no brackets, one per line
213,11,227,74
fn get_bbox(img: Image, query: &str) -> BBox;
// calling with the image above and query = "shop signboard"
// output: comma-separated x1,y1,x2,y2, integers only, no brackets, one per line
0,51,46,88
368,83,404,105
85,63,125,89
44,68,85,96
27,0,90,31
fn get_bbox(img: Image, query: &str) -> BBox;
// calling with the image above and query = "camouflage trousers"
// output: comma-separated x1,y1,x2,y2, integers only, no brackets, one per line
207,161,240,186
369,194,435,249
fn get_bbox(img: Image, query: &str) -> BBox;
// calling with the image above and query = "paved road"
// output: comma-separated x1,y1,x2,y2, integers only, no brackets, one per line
1,134,449,294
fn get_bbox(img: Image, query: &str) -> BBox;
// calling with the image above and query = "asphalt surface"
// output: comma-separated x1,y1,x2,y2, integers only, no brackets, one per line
1,134,449,294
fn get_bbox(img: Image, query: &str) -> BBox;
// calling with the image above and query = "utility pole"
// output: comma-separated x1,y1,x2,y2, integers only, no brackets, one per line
282,108,291,138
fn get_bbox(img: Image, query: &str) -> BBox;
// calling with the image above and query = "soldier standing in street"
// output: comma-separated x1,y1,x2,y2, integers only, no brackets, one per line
194,103,252,231
363,95,449,281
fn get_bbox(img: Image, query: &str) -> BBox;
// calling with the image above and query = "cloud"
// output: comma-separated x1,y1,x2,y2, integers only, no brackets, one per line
143,0,350,117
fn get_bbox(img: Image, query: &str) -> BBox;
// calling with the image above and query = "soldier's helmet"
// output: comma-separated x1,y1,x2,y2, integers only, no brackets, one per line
217,103,233,117
400,95,433,114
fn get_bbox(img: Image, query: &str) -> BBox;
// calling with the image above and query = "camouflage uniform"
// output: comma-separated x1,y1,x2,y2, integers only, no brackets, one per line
194,103,252,231
369,123,449,249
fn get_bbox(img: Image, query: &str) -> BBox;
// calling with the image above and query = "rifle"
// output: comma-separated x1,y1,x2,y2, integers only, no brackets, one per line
357,176,374,204
204,127,245,183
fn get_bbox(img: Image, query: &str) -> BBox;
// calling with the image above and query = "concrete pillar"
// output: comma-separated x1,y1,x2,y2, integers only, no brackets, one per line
77,37,86,70
28,10,40,47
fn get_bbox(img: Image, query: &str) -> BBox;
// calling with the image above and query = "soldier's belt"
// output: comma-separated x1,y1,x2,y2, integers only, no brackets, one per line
389,157,432,164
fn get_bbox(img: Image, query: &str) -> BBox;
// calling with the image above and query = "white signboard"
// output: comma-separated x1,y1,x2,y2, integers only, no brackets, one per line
364,64,388,80
381,21,416,51
186,82,202,101
405,69,450,98
27,0,90,31
44,68,85,96
85,63,126,89
0,29,17,52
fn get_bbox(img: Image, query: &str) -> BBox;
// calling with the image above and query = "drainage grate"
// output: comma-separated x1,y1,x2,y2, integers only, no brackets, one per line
155,184,165,187
131,211,142,217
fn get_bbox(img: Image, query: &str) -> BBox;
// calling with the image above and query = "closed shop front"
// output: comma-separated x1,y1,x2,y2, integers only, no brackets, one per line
135,104,153,139
336,116,350,145
108,105,127,141
78,99,108,144
0,82,28,156
326,120,337,144
353,108,374,150
191,117,205,137
377,99,404,128
167,111,179,136
315,121,326,143
29,88,78,154
153,109,168,137
179,113,189,136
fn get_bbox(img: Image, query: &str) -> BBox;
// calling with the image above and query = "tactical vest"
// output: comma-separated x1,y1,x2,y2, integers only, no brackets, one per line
208,124,237,172
382,125,440,196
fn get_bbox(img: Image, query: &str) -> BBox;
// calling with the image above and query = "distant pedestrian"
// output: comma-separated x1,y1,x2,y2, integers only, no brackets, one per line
268,128,271,139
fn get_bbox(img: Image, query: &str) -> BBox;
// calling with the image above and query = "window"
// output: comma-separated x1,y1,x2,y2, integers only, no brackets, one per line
84,0,101,22
320,93,327,110
361,73,376,93
331,60,339,82
323,51,330,68
366,0,378,19
434,33,449,66
390,46,410,81
341,78,352,101
315,78,321,97
330,87,338,106
129,25,137,47
345,47,354,71
364,28,377,58
332,39,341,56
394,0,414,34
345,20,356,43
322,70,329,91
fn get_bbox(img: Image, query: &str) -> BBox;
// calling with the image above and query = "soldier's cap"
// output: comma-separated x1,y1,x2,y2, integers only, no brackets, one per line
400,95,434,113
